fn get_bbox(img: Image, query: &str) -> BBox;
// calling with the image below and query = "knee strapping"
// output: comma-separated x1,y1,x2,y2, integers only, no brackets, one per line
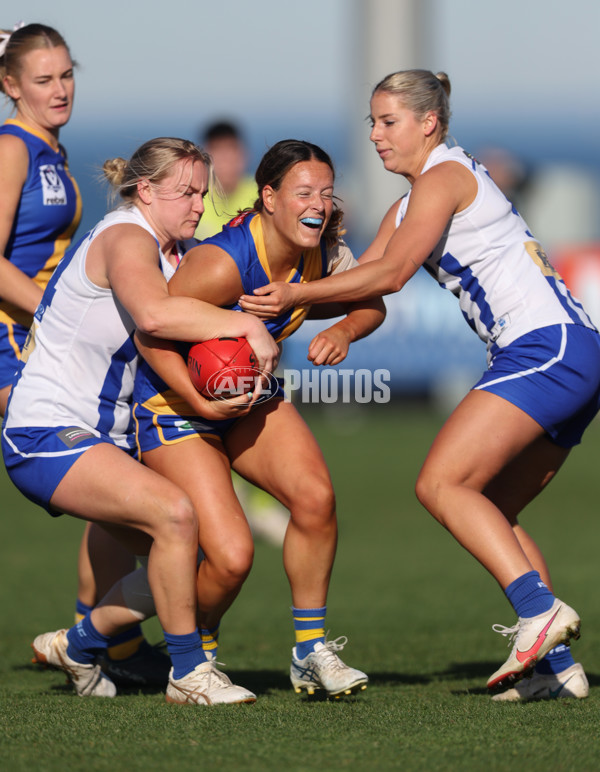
120,565,156,621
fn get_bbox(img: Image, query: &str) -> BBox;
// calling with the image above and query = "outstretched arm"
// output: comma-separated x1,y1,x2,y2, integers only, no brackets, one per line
238,162,474,315
100,231,279,373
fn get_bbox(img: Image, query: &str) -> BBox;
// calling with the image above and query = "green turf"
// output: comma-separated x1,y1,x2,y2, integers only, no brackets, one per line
1,404,598,772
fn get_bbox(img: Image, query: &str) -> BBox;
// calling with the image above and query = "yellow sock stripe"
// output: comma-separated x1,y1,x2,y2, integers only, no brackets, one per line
201,631,219,651
296,628,325,643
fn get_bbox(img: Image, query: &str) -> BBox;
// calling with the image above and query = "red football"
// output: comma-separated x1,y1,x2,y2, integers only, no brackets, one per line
187,337,258,399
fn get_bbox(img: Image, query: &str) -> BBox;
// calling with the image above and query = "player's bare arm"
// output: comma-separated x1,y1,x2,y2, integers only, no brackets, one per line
239,162,473,313
170,243,244,307
134,330,255,420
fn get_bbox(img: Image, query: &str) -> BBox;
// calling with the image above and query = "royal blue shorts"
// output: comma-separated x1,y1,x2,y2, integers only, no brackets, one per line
474,323,600,448
1,424,136,515
0,320,27,390
133,382,285,454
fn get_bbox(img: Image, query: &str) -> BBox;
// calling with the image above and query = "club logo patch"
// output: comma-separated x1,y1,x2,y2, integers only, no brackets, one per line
40,164,67,206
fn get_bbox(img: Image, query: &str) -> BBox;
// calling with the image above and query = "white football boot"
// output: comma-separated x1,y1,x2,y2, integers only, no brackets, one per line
32,629,116,697
165,659,256,706
290,636,368,698
487,599,581,691
492,663,589,702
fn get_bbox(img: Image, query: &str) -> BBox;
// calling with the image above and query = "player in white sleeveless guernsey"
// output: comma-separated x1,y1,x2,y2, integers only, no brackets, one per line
0,21,170,693
2,137,278,706
239,71,600,703
3,206,175,458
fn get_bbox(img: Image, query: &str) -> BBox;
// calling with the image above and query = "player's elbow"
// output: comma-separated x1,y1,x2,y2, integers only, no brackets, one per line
384,273,405,295
373,263,405,296
133,306,170,338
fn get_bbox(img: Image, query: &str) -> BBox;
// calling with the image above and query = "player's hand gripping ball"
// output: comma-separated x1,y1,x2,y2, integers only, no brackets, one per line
187,337,258,399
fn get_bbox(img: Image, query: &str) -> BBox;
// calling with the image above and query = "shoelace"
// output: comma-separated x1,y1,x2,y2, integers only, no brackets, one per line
177,660,234,700
203,659,235,689
492,622,520,647
323,635,348,652
319,636,349,669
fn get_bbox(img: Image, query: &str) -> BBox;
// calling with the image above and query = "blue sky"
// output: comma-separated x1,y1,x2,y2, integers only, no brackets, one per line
3,0,599,127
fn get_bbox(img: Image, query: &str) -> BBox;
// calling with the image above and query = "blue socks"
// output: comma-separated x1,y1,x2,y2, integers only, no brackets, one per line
163,629,207,679
75,598,144,660
66,614,111,664
505,571,576,675
67,615,207,680
75,598,93,621
200,624,220,658
535,644,576,675
505,571,554,618
292,606,326,660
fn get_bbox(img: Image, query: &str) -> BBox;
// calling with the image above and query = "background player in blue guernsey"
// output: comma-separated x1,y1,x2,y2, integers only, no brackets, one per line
0,21,172,688
0,21,80,412
2,137,279,704
132,139,385,698
239,71,600,703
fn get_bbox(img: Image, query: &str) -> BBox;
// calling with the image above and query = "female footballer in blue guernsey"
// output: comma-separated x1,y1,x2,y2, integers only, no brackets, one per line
132,139,385,698
239,72,600,702
0,22,80,413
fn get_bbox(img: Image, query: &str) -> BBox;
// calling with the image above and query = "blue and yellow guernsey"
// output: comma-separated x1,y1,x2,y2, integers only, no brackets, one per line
212,210,330,342
134,211,357,416
0,120,82,330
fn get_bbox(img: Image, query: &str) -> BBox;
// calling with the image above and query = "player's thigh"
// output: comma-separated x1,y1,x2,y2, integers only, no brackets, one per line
419,389,548,491
51,442,194,540
142,438,252,557
483,434,570,522
225,399,334,509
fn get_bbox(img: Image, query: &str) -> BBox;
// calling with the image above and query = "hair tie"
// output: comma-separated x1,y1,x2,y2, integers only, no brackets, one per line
0,21,25,58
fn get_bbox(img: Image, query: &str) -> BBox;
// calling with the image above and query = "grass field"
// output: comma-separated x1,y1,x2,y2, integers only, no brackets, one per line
1,403,598,771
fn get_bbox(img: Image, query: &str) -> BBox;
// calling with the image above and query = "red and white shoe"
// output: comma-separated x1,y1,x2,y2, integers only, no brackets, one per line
487,599,581,691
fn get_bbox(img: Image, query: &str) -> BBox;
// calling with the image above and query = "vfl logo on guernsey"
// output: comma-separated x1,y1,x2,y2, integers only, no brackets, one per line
57,427,95,448
40,164,67,206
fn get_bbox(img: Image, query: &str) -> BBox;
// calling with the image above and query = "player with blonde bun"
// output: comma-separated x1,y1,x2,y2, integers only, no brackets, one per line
0,20,177,687
2,136,279,705
239,70,600,701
